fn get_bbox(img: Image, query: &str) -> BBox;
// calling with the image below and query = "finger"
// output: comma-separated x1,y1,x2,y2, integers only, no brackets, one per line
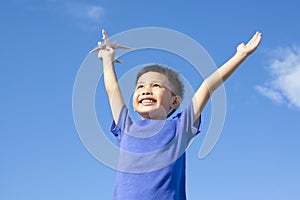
105,47,114,53
246,32,258,46
236,43,245,51
97,50,103,59
247,31,262,46
255,31,262,44
250,32,262,48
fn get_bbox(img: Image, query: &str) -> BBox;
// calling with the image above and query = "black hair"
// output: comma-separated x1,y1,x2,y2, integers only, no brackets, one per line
135,64,184,98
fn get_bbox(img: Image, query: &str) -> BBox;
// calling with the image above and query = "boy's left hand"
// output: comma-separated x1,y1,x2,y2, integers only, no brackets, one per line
237,31,262,56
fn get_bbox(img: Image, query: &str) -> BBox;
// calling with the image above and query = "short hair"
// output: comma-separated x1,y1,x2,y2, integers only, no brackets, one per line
135,64,184,98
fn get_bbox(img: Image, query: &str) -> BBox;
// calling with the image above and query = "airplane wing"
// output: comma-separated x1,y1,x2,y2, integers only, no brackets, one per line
89,29,134,56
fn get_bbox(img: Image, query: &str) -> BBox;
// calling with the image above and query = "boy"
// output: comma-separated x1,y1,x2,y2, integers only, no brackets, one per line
98,31,262,199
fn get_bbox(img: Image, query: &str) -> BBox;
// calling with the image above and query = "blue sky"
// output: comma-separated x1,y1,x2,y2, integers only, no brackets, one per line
1,0,300,199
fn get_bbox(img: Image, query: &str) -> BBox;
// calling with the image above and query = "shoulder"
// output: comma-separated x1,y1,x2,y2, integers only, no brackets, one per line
173,101,201,138
172,101,194,120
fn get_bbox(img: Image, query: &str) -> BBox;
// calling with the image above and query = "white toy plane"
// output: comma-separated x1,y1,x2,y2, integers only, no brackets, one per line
89,29,134,63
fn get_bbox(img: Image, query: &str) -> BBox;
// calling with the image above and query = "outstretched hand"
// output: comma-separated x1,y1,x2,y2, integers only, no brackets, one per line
98,47,115,62
237,31,262,56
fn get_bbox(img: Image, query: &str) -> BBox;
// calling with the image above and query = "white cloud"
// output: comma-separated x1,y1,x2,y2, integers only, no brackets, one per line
256,46,300,110
65,3,104,22
17,0,105,30
63,2,105,31
255,85,284,104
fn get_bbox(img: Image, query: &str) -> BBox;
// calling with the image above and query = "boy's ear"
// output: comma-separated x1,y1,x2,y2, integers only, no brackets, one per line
171,95,182,109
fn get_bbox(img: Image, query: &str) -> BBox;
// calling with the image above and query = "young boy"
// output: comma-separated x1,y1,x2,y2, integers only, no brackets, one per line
98,31,262,199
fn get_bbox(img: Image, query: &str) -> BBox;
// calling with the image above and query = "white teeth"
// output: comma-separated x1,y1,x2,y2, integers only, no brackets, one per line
142,99,153,103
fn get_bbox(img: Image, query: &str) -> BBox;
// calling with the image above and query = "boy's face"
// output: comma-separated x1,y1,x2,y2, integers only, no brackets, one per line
133,72,181,120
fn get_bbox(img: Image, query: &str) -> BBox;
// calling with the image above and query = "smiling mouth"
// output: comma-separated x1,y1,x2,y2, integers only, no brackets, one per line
139,98,157,105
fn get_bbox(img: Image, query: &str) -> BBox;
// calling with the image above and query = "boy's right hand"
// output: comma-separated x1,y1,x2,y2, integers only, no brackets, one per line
97,47,115,63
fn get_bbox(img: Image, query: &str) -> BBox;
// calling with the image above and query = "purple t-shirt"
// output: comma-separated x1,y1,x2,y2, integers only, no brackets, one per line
111,102,201,200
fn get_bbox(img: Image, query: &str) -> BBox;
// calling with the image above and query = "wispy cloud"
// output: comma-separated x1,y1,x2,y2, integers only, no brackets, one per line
256,46,300,110
65,2,104,22
64,2,105,30
16,0,105,30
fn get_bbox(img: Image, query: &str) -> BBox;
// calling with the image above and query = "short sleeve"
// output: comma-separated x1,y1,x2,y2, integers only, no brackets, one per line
176,101,201,143
110,105,132,141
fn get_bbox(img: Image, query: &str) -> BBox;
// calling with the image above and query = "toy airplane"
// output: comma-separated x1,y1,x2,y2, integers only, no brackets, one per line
89,29,134,63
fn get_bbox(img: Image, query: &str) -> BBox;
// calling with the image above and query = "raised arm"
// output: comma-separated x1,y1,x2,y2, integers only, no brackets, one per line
192,31,262,122
98,47,125,124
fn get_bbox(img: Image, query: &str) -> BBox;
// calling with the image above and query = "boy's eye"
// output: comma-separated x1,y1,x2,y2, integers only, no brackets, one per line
136,85,144,89
153,83,160,88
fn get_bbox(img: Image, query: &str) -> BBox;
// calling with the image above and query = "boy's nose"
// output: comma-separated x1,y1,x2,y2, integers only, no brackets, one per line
142,89,152,95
